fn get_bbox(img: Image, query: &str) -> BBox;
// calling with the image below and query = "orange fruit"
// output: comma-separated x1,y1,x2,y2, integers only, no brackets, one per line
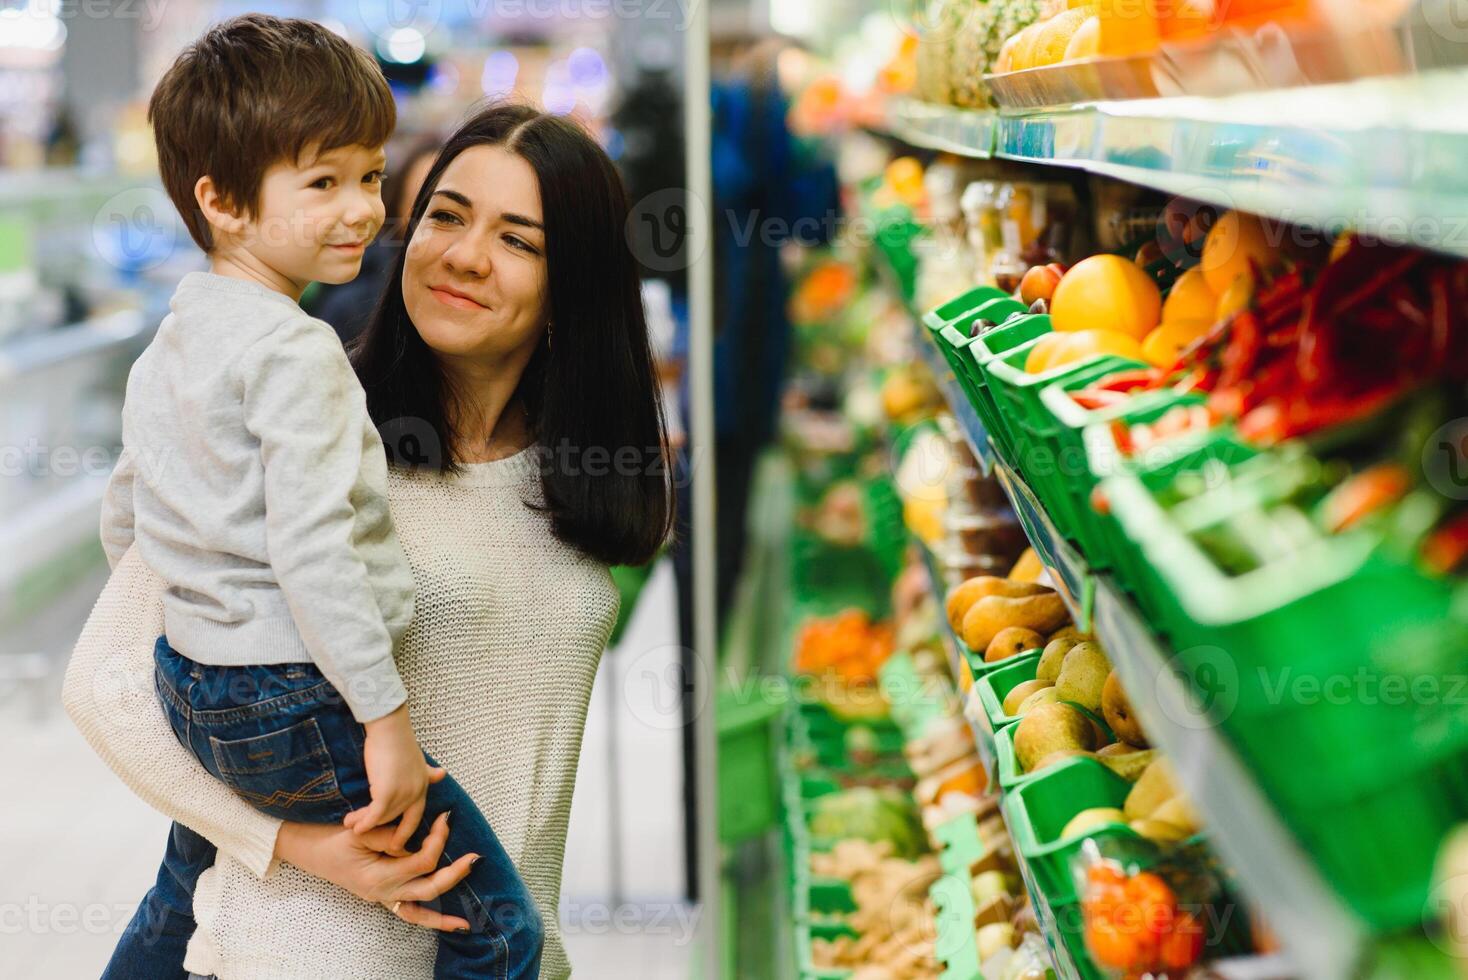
1025,333,1073,373
1097,0,1160,56
1214,270,1255,321
1064,15,1102,60
1160,268,1216,325
1141,320,1209,367
1049,329,1145,369
1033,9,1091,67
1200,210,1284,295
1050,254,1162,340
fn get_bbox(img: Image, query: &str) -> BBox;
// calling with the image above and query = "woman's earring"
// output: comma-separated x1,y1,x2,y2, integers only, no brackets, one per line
546,321,554,351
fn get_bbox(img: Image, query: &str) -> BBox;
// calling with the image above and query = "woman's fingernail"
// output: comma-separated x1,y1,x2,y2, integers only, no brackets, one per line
470,855,482,866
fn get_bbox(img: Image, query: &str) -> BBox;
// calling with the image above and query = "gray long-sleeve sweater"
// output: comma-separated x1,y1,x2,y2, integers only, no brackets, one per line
100,271,414,722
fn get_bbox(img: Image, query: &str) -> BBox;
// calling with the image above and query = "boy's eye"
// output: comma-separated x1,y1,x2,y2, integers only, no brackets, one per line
364,170,386,185
310,177,334,190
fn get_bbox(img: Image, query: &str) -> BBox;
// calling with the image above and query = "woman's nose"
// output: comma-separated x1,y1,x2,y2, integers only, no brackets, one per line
442,233,493,279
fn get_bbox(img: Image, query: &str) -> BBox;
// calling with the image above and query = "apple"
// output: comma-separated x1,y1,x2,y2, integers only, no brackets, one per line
1019,264,1063,306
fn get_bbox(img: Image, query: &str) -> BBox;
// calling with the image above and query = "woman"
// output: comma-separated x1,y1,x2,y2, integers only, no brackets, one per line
64,103,672,979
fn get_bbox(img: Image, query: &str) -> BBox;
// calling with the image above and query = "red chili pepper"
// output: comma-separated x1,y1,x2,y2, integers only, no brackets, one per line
1322,464,1411,533
1423,512,1468,576
1093,368,1164,393
1072,389,1128,410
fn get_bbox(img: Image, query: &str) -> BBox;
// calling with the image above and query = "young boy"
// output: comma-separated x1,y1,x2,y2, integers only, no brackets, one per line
100,15,541,978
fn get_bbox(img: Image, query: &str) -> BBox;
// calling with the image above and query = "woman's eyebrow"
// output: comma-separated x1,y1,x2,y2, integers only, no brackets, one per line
502,212,544,231
431,189,473,209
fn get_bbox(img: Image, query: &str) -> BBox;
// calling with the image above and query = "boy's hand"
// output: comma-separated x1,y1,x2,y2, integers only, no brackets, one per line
343,705,446,853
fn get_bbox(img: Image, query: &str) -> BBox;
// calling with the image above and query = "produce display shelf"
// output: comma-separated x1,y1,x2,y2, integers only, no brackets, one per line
884,96,996,158
884,69,1468,261
989,457,1090,630
913,311,1375,977
913,315,994,473
999,798,1086,980
1091,575,1364,980
0,309,149,381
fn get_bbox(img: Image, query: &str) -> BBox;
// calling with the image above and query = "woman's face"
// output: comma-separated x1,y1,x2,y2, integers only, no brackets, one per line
402,145,548,365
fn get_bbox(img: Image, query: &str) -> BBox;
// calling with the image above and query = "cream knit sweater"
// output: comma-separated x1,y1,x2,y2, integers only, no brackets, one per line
63,449,618,979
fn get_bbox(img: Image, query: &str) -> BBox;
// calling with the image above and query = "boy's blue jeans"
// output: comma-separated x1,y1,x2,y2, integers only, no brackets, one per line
105,635,543,980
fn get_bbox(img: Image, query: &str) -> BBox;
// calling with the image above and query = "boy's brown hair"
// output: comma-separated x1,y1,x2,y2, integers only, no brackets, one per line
149,14,396,252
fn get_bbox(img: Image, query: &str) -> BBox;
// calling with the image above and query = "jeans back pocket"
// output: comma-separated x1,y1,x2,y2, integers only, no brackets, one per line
209,718,350,822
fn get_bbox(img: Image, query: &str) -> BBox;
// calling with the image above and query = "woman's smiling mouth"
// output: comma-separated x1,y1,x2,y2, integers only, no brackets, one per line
429,284,491,310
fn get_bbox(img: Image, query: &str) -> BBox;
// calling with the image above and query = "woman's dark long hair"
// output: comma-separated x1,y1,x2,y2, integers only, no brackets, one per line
351,103,673,568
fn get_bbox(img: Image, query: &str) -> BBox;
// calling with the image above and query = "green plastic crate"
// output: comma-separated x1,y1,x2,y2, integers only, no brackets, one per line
921,283,1011,334
718,691,783,843
1105,451,1468,928
1004,758,1138,908
990,346,1146,543
993,722,1046,792
936,297,1031,409
974,652,1044,733
964,313,1054,461
1037,381,1205,570
1086,430,1256,624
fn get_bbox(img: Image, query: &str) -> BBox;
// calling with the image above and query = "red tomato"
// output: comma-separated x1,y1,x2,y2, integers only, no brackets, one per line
1159,912,1206,969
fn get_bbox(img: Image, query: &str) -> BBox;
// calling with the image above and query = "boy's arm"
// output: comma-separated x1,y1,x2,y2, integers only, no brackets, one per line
239,318,409,724
62,547,283,879
99,447,137,571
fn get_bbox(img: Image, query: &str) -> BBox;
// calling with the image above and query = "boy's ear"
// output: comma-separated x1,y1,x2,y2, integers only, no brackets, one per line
194,175,248,238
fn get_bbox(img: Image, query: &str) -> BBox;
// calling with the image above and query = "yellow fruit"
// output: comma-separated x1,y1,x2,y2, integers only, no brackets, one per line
995,31,1022,73
1141,320,1209,367
1200,211,1284,296
1160,268,1216,326
1048,329,1145,370
1050,254,1162,340
885,157,926,207
1032,9,1090,67
1214,270,1255,322
1025,333,1072,373
1063,15,1101,60
1007,21,1049,72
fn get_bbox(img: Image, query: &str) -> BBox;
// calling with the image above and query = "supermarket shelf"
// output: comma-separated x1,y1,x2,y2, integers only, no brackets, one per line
0,169,156,220
910,311,1363,974
0,309,149,381
884,97,995,157
989,458,1090,629
883,69,1468,259
912,314,994,473
1091,576,1364,979
0,474,109,622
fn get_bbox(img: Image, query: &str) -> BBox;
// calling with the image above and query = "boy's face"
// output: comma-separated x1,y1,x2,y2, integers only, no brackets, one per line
236,143,388,290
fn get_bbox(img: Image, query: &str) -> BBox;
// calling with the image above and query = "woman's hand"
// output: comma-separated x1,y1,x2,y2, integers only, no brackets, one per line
273,811,478,932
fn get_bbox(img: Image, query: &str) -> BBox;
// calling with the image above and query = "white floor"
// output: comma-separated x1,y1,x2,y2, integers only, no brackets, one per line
0,560,695,978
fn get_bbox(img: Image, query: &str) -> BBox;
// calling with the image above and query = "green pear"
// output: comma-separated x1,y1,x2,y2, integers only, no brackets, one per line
1060,807,1127,841
1095,745,1158,782
1003,679,1051,715
1055,641,1112,712
1016,686,1060,715
1014,702,1097,772
1036,635,1075,684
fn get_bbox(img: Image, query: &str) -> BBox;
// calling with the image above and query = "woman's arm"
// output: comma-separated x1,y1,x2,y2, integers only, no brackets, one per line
62,547,475,930
61,547,282,878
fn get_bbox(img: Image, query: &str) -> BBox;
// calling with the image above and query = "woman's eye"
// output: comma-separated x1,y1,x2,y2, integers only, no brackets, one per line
429,209,462,225
505,235,539,254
